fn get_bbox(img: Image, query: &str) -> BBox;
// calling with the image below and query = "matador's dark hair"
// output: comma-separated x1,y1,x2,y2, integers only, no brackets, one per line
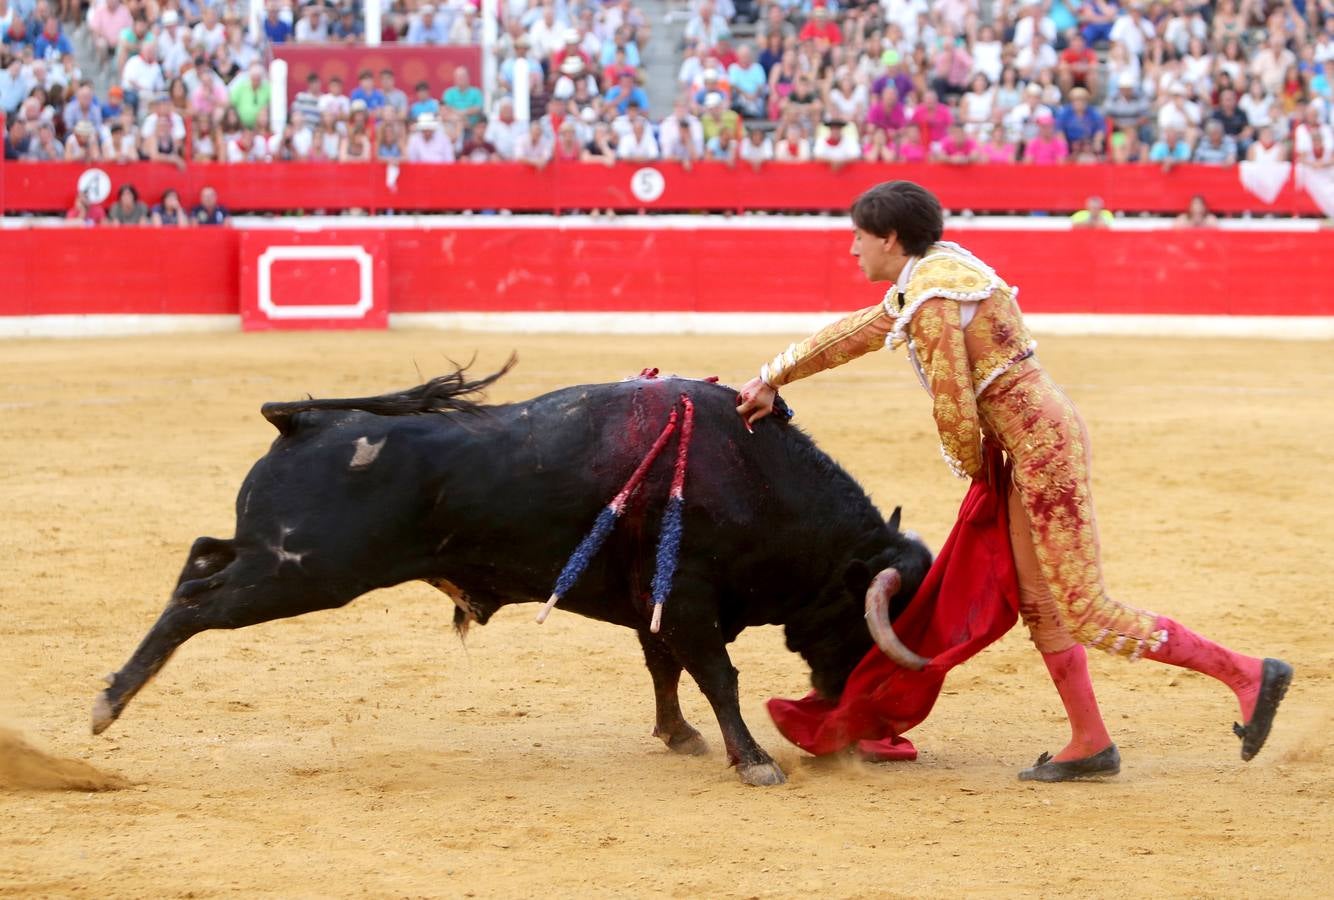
850,181,944,256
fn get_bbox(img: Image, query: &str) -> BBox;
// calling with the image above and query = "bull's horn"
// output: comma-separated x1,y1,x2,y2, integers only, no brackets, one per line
864,568,931,671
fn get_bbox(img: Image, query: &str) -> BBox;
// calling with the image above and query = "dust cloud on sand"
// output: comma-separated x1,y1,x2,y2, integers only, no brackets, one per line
0,727,128,792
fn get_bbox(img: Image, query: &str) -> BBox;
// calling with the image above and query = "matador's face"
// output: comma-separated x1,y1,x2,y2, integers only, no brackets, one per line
850,227,900,283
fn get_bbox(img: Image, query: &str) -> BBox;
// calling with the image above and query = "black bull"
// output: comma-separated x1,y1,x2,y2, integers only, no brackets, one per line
92,366,932,786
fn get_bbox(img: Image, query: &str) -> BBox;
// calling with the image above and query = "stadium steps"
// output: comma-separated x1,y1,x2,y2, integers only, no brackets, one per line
644,0,688,114
71,23,116,98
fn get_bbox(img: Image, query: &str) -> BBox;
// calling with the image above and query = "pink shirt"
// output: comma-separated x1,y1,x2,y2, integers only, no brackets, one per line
1024,133,1069,164
981,142,1016,163
898,140,927,163
911,103,954,144
91,2,133,47
936,136,977,160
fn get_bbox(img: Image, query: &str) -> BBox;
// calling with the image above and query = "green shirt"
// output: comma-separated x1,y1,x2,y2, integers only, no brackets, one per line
230,80,272,129
1070,209,1114,227
443,85,484,124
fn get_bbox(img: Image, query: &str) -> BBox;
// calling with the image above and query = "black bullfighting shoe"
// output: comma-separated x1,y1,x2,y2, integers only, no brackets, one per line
1018,744,1121,782
1234,658,1294,762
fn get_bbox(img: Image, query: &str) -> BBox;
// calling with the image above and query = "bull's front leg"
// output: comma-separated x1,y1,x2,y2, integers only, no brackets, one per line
656,599,786,786
637,630,708,756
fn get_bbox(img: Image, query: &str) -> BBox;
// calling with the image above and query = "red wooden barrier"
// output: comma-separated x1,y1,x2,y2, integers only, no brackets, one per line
1,161,1321,216
1,225,1329,318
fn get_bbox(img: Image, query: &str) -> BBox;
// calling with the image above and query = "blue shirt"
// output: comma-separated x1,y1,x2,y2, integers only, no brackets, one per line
34,32,72,61
351,86,386,111
604,84,649,115
264,18,292,44
1148,139,1192,162
1055,104,1105,145
599,41,641,68
409,98,440,119
727,61,765,96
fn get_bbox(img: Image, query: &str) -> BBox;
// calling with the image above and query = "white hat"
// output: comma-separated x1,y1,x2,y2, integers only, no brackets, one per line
564,28,580,44
420,3,435,13
161,10,179,25
560,54,584,75
579,106,597,123
1117,71,1136,88
413,112,441,130
703,67,720,80
703,92,724,109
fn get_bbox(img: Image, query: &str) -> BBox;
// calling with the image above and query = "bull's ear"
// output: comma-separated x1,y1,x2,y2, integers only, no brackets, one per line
887,506,902,532
843,559,873,595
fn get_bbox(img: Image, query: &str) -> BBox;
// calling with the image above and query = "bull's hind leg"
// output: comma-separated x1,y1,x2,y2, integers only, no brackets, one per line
637,630,708,756
93,539,360,734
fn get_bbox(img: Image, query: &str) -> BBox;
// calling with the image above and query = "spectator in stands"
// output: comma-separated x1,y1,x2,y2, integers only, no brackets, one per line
1295,103,1334,166
339,111,372,162
230,62,270,129
605,71,648,116
1110,2,1155,59
1056,87,1105,157
813,119,859,170
106,183,148,225
866,84,906,139
553,120,583,163
484,98,522,159
581,120,617,165
321,75,351,119
63,118,100,160
0,57,30,115
911,90,953,147
192,185,228,225
192,7,226,56
1148,125,1194,169
1247,125,1289,162
1157,84,1203,143
103,115,139,162
62,80,100,131
89,0,131,61
375,119,406,161
617,111,659,160
263,6,292,45
66,190,105,225
189,112,219,162
443,65,483,126
705,126,737,166
1175,194,1219,228
289,72,320,125
684,1,729,52
932,121,980,164
24,119,61,159
142,91,185,142
1105,71,1151,142
740,125,773,168
773,123,810,162
514,120,554,168
798,4,840,46
331,7,364,43
351,70,386,117
143,113,186,167
33,15,68,61
659,100,703,160
1193,120,1238,165
406,4,449,45
156,12,189,78
699,91,740,143
151,188,190,227
1057,32,1099,99
1015,30,1057,84
409,80,439,120
3,115,25,159
826,68,867,125
1070,195,1114,228
1024,111,1069,164
728,44,766,119
380,70,408,118
294,4,328,43
931,31,973,100
122,40,165,113
981,116,1018,163
1252,31,1297,96
407,112,454,162
1005,83,1050,144
959,73,994,138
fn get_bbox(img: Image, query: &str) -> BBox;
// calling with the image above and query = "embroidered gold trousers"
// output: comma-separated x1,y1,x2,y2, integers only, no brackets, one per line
979,359,1164,659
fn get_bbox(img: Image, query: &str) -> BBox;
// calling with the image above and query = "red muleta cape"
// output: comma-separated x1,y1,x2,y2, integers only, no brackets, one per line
767,448,1020,760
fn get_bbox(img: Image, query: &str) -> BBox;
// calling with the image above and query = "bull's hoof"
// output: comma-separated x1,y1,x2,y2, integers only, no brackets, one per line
658,727,708,756
91,692,117,735
739,761,787,787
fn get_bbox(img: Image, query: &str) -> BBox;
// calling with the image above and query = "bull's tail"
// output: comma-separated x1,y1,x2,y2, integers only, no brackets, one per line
260,355,516,435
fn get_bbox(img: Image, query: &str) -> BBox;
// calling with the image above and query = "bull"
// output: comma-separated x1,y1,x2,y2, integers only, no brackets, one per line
91,364,932,786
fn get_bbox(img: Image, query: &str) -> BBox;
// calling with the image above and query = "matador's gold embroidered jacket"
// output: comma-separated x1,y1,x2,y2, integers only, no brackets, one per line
760,242,1035,478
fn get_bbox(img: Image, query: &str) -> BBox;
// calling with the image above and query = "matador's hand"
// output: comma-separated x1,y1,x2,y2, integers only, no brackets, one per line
736,377,777,429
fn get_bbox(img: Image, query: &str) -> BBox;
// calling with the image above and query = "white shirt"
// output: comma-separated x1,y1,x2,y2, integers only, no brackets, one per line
1109,14,1154,59
141,111,186,142
1295,123,1334,162
1157,99,1201,132
121,55,164,95
616,128,659,160
192,22,226,54
739,137,773,162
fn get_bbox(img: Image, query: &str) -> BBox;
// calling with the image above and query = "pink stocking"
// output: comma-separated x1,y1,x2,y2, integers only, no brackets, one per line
1144,617,1264,722
1042,644,1114,761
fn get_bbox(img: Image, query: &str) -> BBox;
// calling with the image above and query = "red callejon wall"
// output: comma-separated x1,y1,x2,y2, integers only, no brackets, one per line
1,225,1330,319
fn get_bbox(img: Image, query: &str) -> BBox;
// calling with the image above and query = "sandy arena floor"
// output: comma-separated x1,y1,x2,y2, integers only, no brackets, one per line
1,330,1331,898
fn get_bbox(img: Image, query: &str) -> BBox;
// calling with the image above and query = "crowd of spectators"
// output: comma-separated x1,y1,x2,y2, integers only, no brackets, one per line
1,0,1333,177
